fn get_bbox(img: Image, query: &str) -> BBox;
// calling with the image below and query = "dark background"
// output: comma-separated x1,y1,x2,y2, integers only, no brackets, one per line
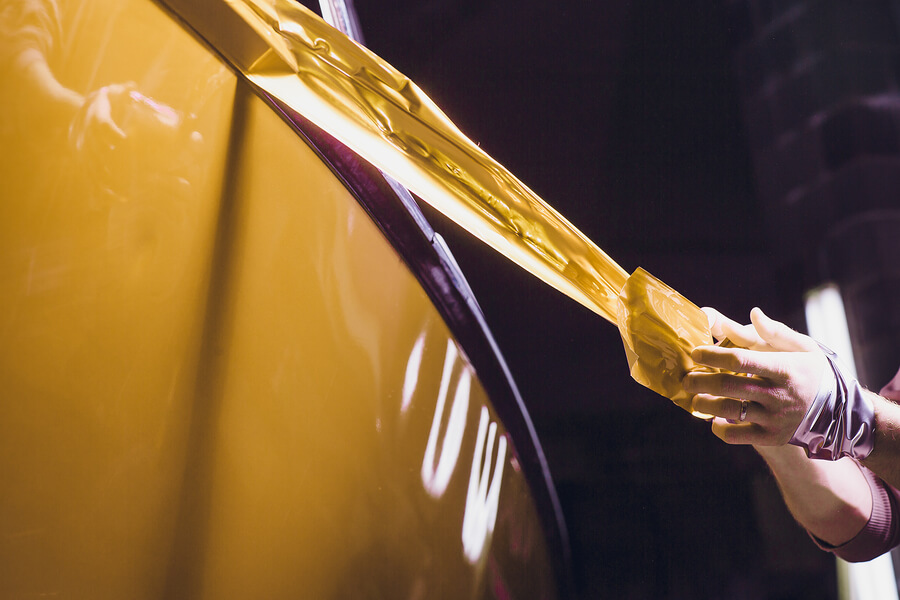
344,0,900,598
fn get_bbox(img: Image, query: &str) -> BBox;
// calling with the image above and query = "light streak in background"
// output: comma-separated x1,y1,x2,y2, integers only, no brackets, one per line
317,0,362,44
805,284,857,377
421,340,471,498
805,284,900,600
462,406,507,563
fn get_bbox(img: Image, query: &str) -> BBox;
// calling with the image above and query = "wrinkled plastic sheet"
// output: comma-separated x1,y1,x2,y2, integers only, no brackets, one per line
617,268,713,415
160,0,627,322
160,0,712,409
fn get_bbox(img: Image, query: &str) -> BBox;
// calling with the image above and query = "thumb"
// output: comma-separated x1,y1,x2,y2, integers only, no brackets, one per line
702,307,765,349
700,307,727,342
750,307,818,352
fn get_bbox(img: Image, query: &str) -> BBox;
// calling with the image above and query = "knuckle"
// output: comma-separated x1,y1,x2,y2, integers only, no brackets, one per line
682,372,699,391
718,373,755,399
719,375,741,397
723,351,749,374
685,373,714,395
750,403,773,427
707,374,732,397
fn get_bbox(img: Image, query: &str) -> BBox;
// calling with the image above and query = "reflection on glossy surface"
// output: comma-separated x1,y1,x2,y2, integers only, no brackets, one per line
401,331,427,413
163,0,628,321
463,406,507,564
0,1,234,597
0,0,562,597
0,0,202,204
617,268,713,415
422,339,471,499
162,0,717,415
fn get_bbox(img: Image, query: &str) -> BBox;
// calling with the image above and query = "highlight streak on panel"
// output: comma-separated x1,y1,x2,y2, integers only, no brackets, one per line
164,0,627,322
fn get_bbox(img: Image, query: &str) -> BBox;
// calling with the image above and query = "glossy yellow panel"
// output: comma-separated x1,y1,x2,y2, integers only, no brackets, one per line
187,89,558,599
0,0,236,597
0,0,561,597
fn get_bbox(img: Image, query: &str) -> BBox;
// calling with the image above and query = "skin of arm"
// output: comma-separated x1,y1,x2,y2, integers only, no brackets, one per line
755,444,872,546
860,394,900,493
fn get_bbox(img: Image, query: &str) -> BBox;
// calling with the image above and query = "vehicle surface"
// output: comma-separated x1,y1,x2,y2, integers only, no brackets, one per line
0,0,571,597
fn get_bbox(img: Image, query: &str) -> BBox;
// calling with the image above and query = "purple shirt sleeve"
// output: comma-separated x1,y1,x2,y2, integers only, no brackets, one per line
811,367,900,562
812,467,900,562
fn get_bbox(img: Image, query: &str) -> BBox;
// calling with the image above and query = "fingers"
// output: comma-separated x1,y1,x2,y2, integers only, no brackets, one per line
701,306,819,353
689,345,788,380
83,87,126,141
690,399,783,445
701,307,727,341
750,307,818,353
709,418,775,445
691,394,753,423
702,307,765,349
685,370,777,405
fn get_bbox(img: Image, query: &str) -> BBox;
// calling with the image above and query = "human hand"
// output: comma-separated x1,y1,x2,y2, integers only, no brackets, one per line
68,83,194,200
683,307,828,446
68,82,135,154
701,306,819,353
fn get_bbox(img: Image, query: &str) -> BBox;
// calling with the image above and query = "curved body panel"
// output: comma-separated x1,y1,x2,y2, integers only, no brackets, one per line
0,0,569,597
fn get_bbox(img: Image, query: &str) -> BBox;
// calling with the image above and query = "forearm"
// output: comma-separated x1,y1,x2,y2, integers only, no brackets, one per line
756,444,871,546
860,391,900,491
12,48,83,123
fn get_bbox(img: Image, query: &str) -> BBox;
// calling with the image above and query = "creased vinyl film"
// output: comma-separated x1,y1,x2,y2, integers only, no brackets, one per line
160,0,713,409
221,0,628,322
617,268,714,415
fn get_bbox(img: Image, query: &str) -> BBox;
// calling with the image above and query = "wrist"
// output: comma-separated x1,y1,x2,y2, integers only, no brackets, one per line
860,391,900,474
789,347,875,461
754,443,807,465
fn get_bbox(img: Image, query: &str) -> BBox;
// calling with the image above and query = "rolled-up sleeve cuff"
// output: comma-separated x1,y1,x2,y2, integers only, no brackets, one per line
811,467,900,563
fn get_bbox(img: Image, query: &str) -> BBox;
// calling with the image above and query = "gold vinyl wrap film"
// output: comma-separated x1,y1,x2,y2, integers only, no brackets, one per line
162,0,713,408
221,0,629,323
0,0,559,597
617,268,714,416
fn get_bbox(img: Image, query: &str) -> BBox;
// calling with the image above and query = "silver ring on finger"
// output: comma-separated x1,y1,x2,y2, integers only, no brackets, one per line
738,399,749,422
